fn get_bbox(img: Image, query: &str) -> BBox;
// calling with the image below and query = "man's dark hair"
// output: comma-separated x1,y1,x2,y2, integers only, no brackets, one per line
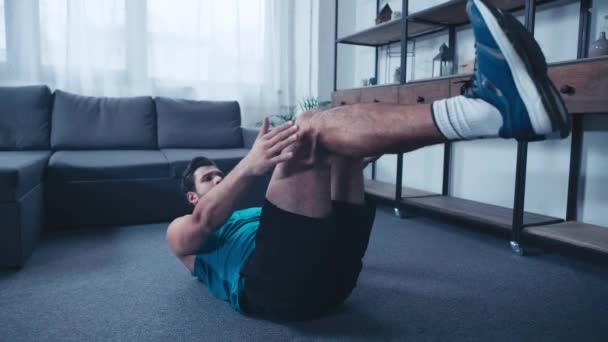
181,156,218,195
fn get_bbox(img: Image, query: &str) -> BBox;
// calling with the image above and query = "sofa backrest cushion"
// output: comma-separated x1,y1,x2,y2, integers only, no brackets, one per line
0,85,52,150
156,97,243,148
51,90,157,149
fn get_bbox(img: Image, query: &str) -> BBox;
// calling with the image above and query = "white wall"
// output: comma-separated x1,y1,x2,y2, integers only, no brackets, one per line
579,1,608,226
580,115,608,225
335,0,376,89
324,0,608,227
534,0,580,62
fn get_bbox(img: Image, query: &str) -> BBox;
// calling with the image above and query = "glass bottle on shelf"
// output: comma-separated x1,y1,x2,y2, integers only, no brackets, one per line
589,15,608,58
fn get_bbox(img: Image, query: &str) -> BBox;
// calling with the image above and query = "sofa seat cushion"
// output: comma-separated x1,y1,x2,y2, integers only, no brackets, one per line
0,151,51,202
161,148,250,177
48,151,171,182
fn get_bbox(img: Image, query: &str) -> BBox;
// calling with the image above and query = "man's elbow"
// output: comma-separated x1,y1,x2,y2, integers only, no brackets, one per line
166,225,185,257
166,216,211,257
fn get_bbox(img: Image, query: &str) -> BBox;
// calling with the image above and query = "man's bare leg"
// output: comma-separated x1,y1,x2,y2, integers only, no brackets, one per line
298,0,572,157
330,155,365,205
329,154,377,306
303,104,447,158
265,105,437,217
265,131,333,218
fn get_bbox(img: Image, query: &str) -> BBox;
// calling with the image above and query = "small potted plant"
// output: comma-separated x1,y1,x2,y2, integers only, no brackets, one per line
256,96,331,128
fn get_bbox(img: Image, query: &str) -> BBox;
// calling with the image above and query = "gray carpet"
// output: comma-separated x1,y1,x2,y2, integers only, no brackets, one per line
1,206,607,341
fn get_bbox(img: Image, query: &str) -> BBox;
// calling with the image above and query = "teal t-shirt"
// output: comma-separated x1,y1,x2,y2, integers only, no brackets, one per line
191,207,261,312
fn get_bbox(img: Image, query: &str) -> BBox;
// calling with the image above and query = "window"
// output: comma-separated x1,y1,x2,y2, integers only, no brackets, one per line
147,0,265,84
5,0,280,99
0,0,6,63
39,0,126,71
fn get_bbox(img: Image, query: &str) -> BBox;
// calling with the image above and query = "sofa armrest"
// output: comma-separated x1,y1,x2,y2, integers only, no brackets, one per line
242,127,259,149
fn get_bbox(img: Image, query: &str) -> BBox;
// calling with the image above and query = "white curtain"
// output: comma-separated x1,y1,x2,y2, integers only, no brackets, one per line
0,0,302,127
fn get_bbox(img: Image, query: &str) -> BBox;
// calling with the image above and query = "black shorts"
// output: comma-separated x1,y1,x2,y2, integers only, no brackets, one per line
240,197,376,321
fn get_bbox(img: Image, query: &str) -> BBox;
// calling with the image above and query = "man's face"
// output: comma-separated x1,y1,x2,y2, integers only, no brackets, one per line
187,165,224,207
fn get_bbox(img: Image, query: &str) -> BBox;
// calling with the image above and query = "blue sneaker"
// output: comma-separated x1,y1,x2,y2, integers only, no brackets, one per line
464,0,571,141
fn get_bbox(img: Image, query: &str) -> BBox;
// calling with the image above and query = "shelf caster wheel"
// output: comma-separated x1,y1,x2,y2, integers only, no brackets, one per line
394,207,403,218
510,241,525,256
394,207,415,219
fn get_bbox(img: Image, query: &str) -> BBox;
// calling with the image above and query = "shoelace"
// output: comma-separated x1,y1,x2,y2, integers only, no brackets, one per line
458,44,480,96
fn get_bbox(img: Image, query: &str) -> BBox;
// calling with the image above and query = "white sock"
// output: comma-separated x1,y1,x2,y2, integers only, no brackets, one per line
431,96,503,140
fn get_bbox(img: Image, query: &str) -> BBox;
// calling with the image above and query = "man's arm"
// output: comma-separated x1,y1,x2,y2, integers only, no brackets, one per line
166,118,299,261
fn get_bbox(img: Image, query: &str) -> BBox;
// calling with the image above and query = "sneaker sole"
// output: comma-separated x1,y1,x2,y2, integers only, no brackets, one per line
473,0,571,140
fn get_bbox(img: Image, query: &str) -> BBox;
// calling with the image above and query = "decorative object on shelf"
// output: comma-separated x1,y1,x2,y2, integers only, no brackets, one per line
432,43,454,77
362,78,369,87
589,32,608,57
383,43,401,84
369,77,377,86
394,66,401,83
589,15,608,57
375,4,392,25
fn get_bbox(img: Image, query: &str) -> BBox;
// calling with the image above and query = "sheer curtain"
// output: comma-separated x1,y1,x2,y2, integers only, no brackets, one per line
0,1,6,64
0,0,299,126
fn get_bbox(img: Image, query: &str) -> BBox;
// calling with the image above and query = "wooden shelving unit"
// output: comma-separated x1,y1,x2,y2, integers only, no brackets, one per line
336,0,563,47
364,179,437,201
337,19,403,46
405,0,546,35
334,0,608,257
526,221,608,254
401,196,562,231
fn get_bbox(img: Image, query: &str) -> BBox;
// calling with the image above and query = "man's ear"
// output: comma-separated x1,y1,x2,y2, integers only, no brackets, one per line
187,192,199,206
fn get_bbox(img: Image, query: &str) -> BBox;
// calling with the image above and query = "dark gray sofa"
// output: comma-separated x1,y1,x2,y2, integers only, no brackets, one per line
0,85,267,268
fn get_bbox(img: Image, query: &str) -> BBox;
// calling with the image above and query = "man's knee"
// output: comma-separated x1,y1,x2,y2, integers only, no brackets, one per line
292,110,329,166
295,109,320,133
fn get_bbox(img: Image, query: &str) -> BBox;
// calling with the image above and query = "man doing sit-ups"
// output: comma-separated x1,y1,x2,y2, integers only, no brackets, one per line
166,0,571,321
